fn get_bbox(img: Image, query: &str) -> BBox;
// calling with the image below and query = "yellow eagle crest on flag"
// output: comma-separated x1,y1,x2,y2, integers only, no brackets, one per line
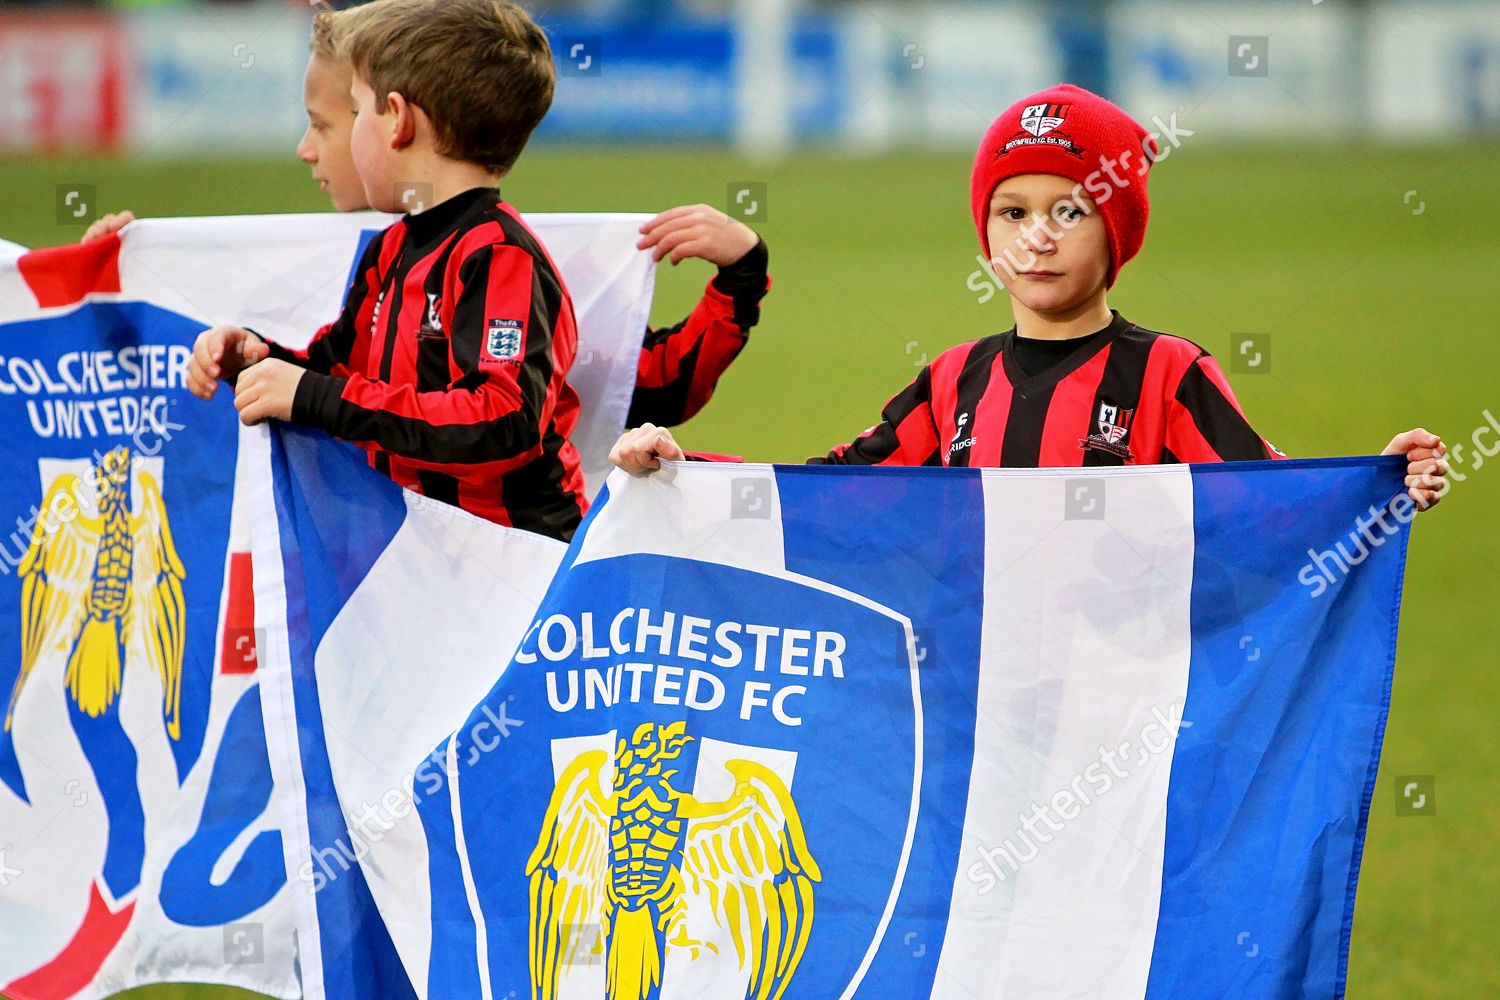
4,446,187,738
526,721,821,1000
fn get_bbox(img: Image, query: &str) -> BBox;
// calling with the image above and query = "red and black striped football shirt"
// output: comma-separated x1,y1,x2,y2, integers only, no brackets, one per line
629,237,769,428
267,187,587,540
815,311,1283,468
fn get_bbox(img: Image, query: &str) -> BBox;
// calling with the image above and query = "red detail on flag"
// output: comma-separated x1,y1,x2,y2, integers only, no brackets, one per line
2,881,136,1000
16,237,123,309
220,551,258,674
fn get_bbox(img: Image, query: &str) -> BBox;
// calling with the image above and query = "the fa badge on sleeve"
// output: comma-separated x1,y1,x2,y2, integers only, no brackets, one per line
482,318,525,367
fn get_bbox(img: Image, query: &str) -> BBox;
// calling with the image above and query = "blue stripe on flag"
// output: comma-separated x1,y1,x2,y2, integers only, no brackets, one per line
346,229,382,292
775,464,986,996
414,752,485,998
268,424,418,999
1146,457,1410,998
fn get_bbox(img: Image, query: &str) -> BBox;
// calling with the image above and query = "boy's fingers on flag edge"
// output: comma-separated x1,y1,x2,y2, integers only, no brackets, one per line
644,205,705,229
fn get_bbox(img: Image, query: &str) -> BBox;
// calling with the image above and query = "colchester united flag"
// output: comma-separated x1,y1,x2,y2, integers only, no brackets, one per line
257,419,1414,1000
0,210,655,998
0,232,298,998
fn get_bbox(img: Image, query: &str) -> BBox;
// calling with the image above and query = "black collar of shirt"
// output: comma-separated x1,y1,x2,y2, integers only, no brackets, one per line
401,186,499,247
1001,310,1132,391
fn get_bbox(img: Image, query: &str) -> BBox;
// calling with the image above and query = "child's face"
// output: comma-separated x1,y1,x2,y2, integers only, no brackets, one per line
295,54,367,213
985,174,1110,315
348,74,405,215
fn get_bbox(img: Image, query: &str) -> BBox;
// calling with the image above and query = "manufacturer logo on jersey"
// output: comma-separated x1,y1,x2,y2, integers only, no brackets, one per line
481,319,524,366
1079,400,1136,461
947,411,977,462
1000,102,1085,159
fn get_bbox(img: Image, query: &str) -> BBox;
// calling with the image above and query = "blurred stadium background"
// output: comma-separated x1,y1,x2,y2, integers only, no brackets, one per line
2,0,1498,996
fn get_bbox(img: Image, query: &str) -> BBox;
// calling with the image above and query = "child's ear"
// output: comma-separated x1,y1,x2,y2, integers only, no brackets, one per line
386,92,418,150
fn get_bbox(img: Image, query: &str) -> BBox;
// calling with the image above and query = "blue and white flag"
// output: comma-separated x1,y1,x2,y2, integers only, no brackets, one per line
0,210,653,999
257,426,1413,1000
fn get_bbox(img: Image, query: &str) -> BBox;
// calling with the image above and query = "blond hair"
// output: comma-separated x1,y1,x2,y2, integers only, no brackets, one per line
309,8,343,61
338,0,555,175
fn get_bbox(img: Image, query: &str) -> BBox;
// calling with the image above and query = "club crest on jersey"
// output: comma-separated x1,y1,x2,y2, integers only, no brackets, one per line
420,293,444,337
1001,103,1085,159
1080,400,1136,461
481,319,524,367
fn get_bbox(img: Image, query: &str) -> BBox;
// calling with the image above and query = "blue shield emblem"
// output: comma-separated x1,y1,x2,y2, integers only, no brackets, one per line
443,552,922,997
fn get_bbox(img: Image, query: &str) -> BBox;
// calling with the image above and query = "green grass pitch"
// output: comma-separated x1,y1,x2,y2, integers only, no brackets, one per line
1,141,1496,996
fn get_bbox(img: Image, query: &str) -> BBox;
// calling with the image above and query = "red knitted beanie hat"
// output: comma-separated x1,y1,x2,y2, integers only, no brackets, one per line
971,84,1157,287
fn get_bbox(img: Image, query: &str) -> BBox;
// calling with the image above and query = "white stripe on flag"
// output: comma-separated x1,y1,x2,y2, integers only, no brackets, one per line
247,426,329,999
934,467,1196,999
577,464,786,575
311,493,565,996
659,739,801,1000
447,736,492,1000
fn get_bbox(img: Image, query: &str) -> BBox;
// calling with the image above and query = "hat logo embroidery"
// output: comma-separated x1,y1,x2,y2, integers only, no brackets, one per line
1000,103,1085,159
1020,103,1069,137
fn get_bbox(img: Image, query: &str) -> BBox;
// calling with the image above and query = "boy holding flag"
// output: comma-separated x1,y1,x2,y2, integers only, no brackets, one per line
611,85,1447,510
189,0,592,538
89,6,770,436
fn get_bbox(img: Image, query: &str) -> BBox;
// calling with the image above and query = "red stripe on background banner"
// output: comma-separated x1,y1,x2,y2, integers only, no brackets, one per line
219,551,257,674
16,237,122,308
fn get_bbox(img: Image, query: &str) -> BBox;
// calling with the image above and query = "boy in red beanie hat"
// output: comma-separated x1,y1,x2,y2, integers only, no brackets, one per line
612,84,1447,510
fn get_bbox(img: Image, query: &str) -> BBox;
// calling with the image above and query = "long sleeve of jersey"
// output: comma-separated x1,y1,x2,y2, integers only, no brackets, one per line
289,241,562,466
809,366,943,467
627,237,770,428
1163,352,1285,462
